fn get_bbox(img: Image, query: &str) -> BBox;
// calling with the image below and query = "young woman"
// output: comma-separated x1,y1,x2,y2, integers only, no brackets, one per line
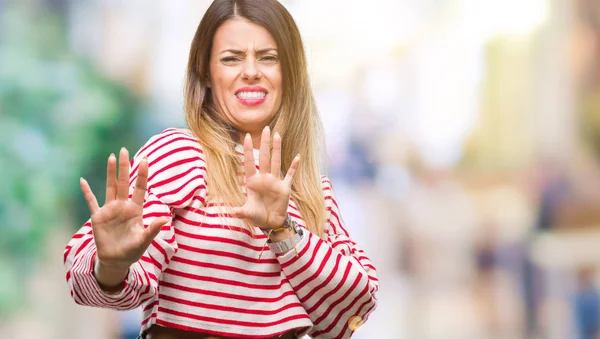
64,1,378,338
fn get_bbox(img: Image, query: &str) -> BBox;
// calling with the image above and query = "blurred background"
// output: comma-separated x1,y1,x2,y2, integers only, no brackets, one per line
3,0,600,338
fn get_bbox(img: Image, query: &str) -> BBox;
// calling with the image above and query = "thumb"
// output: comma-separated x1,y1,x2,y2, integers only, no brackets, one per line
143,217,170,246
232,207,248,219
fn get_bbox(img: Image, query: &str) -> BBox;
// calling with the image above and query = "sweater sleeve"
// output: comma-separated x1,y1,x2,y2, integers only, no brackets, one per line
276,177,379,339
63,128,207,310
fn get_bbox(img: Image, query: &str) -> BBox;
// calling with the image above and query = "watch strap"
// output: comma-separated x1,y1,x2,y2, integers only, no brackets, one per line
268,227,304,254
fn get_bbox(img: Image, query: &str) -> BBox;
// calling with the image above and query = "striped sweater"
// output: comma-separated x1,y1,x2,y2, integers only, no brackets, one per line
64,128,379,339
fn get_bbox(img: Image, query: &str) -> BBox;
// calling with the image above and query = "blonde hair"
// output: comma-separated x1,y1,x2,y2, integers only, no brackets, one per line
184,0,325,236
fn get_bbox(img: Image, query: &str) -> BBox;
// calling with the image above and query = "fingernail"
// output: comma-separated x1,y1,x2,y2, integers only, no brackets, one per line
274,132,280,138
109,153,115,159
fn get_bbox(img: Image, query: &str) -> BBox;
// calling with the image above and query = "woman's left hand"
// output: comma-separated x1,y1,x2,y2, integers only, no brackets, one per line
232,126,300,230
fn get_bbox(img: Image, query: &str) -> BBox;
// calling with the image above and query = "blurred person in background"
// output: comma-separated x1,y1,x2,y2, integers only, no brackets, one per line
524,162,569,338
473,222,500,335
62,0,378,338
573,267,600,339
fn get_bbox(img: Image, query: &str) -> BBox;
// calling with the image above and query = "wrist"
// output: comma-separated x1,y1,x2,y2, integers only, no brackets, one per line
258,214,304,257
93,256,129,292
261,214,293,236
267,227,304,255
269,227,296,242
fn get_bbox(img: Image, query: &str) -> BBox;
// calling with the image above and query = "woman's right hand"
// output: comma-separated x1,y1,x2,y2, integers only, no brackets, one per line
79,148,169,289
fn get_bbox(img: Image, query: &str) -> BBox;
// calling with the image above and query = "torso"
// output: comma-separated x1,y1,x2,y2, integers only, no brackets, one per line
133,129,313,336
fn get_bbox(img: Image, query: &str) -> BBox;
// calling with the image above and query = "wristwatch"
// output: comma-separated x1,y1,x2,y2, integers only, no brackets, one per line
262,214,304,254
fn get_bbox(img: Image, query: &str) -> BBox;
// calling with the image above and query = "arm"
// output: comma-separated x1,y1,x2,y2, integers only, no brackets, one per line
64,129,206,310
276,177,379,339
231,128,378,338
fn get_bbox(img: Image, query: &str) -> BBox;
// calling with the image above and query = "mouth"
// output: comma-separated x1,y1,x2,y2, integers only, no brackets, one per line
235,87,268,106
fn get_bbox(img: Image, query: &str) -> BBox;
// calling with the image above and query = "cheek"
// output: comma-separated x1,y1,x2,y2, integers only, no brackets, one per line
272,67,282,87
274,80,283,97
273,77,282,100
211,77,233,102
210,66,236,90
267,72,283,94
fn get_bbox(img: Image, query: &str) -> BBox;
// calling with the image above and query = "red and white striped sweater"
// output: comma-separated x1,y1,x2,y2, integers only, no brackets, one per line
64,128,378,339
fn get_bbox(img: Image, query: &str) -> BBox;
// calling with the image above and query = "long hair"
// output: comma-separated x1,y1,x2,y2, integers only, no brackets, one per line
184,0,325,236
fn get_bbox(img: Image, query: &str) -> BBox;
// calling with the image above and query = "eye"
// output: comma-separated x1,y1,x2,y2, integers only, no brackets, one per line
259,55,279,64
221,56,242,64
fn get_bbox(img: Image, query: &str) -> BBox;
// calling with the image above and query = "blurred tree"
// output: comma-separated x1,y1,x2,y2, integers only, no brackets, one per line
0,2,146,317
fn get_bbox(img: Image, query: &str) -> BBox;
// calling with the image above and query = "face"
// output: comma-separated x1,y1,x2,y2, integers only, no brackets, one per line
209,18,283,142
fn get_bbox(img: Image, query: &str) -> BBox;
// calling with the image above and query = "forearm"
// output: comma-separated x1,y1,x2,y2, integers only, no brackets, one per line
276,231,378,338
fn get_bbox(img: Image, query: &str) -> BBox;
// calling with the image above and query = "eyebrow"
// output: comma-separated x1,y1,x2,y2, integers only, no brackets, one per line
219,48,278,55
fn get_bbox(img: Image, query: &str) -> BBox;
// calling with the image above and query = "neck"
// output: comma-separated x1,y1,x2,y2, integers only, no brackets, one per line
237,130,263,150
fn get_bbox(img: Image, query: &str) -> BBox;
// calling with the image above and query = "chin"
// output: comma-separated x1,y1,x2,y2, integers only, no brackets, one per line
235,114,274,126
239,121,268,131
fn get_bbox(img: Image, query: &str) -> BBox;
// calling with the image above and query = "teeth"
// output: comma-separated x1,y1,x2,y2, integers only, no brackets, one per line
236,91,266,100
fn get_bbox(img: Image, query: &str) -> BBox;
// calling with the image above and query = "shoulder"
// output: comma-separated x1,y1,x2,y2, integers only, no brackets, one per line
135,128,205,165
132,128,207,197
320,175,335,197
320,175,340,210
320,175,349,236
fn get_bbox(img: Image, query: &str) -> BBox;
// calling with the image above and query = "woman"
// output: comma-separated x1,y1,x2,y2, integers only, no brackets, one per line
64,0,378,338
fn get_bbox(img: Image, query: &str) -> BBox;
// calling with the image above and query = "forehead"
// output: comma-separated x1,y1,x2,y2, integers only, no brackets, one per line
212,18,277,51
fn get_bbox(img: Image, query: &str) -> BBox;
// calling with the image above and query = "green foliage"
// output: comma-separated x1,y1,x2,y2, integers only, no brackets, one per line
0,4,145,316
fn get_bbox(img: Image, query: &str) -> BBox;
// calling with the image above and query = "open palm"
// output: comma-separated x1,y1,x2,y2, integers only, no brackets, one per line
80,148,169,272
232,127,300,230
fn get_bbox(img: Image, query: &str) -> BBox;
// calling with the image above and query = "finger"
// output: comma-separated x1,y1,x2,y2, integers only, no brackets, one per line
142,217,170,248
283,154,301,188
132,157,148,206
117,147,130,201
105,153,117,204
259,126,270,174
271,132,281,179
243,133,256,178
80,177,100,214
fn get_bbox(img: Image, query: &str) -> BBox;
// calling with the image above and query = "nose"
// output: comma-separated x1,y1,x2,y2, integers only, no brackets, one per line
241,58,261,81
